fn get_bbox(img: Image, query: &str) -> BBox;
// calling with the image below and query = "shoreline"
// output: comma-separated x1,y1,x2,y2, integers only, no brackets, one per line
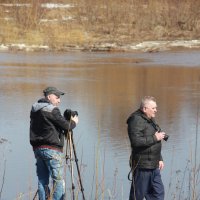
1,40,200,53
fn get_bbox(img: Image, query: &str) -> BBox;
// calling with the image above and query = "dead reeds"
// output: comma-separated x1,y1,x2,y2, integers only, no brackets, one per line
0,0,200,49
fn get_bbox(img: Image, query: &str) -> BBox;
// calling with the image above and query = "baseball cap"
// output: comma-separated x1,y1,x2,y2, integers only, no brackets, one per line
43,86,65,97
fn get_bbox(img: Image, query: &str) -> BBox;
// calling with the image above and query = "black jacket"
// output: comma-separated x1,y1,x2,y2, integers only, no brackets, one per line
127,109,163,169
30,98,76,150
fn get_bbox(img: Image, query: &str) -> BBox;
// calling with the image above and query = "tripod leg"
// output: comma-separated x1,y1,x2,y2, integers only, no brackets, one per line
71,133,86,200
69,133,75,200
32,190,38,200
64,134,70,200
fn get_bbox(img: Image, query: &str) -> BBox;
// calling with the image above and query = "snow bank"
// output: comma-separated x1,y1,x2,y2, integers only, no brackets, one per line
0,3,74,9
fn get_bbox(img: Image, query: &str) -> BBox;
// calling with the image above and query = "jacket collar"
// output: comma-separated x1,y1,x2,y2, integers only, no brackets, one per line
137,109,149,120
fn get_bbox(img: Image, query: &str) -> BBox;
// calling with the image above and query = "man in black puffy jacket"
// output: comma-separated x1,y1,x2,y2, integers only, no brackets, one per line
127,96,166,200
30,86,78,200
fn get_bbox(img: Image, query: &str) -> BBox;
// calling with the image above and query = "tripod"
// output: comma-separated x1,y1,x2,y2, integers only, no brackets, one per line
65,130,85,200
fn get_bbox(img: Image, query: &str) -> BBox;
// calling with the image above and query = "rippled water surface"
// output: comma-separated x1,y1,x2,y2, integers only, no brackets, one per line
0,50,200,200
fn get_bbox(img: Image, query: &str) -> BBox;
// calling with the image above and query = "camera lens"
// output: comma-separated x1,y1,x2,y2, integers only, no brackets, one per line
164,134,169,141
72,111,78,116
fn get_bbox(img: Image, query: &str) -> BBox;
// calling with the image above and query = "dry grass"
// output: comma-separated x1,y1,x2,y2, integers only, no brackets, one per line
0,0,200,49
73,0,200,40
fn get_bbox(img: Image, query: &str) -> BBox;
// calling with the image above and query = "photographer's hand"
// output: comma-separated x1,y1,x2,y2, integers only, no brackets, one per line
159,161,164,170
155,131,165,141
71,115,79,124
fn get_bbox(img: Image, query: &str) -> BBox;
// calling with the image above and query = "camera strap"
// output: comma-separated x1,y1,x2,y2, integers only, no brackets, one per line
149,119,161,132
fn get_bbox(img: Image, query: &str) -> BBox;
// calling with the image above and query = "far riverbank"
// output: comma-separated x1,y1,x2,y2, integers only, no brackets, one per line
1,1,200,53
1,40,200,53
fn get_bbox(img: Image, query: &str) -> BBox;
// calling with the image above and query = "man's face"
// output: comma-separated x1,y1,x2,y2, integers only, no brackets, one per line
143,100,157,118
47,94,61,106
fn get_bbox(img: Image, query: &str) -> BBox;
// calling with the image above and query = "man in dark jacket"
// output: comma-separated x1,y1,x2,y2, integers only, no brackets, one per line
30,86,78,200
127,96,166,200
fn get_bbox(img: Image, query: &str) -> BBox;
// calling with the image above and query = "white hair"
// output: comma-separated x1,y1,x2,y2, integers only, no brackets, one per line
140,96,156,109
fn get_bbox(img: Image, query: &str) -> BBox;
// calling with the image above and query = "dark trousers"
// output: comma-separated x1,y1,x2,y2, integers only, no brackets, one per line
129,168,164,200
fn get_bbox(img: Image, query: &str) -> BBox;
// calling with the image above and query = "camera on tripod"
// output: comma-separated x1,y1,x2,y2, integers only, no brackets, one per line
64,109,78,121
64,109,85,200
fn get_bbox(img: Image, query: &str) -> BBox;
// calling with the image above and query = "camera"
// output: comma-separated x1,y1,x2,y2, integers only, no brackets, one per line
152,121,169,141
64,109,78,121
163,134,169,141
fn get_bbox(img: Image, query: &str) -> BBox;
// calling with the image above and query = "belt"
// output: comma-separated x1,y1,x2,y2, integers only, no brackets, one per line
33,145,63,153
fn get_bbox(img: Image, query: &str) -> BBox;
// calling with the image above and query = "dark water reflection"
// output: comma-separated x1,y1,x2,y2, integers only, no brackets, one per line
0,51,200,199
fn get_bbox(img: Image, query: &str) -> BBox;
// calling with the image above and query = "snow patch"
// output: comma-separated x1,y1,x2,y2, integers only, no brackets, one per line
0,44,49,52
0,3,74,9
128,40,200,52
41,3,74,9
0,3,30,7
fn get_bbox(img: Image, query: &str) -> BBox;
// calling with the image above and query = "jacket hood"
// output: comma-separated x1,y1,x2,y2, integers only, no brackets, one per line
31,98,50,112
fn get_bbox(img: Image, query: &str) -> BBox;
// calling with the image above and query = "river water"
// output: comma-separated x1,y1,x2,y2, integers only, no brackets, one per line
0,50,200,200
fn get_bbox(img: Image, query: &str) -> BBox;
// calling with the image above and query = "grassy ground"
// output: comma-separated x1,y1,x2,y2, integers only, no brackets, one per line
0,0,200,50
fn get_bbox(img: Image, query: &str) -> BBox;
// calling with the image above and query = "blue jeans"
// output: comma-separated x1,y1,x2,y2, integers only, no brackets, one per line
129,168,165,200
34,148,65,200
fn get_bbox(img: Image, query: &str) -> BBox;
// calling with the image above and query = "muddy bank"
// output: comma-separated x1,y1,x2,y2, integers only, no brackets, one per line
1,40,200,53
